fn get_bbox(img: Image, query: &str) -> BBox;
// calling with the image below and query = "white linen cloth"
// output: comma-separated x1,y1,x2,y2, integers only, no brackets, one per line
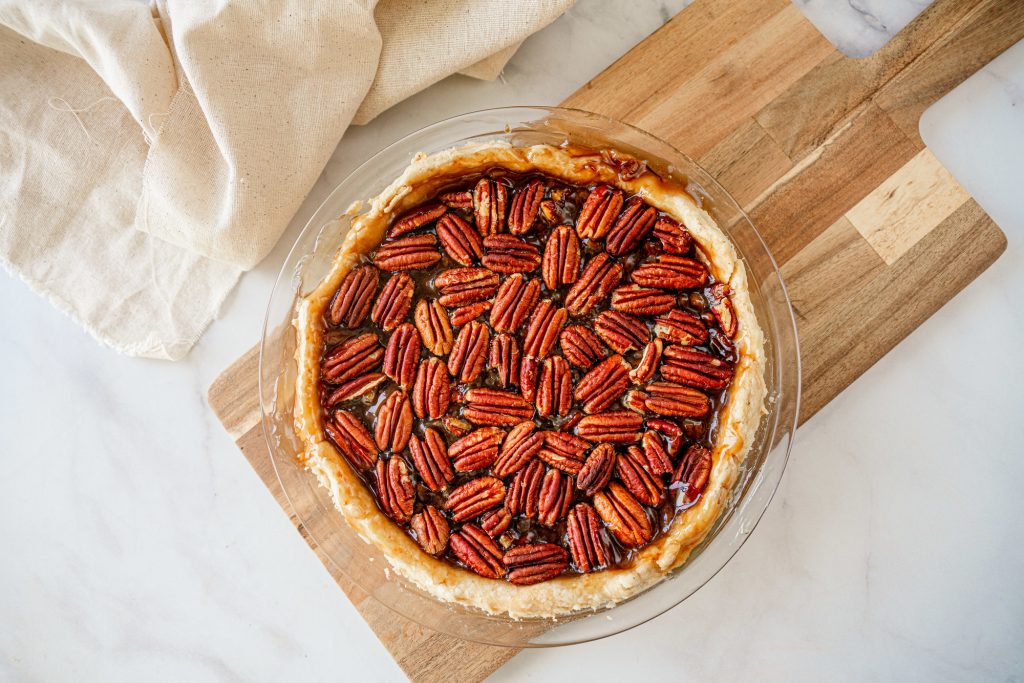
0,0,573,359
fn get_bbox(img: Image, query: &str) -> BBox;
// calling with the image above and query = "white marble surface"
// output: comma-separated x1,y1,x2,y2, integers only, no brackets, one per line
793,0,934,57
2,2,1023,681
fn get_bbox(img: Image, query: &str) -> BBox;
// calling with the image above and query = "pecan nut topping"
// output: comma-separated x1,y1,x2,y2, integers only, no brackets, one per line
322,333,383,385
576,411,643,443
662,345,734,389
616,446,664,506
473,178,509,236
705,283,738,338
412,358,451,419
482,234,542,274
408,427,453,491
489,274,541,333
491,421,544,478
450,300,491,327
594,310,649,354
593,482,652,548
508,179,545,235
449,426,505,472
324,410,378,470
463,387,534,426
521,300,568,359
480,507,513,537
575,185,624,240
410,505,449,556
434,267,499,308
328,265,378,328
388,201,446,239
371,272,414,331
654,309,709,346
439,189,473,209
536,356,573,418
576,443,616,496
629,339,663,384
610,285,675,316
559,325,607,370
376,457,415,523
519,356,540,403
541,225,581,290
566,503,610,572
487,333,521,388
537,468,574,526
436,213,484,266
574,354,630,414
415,299,454,356
641,431,673,475
632,255,708,290
605,196,658,256
323,372,386,406
442,416,473,439
673,444,712,502
382,323,420,388
622,389,649,414
450,523,505,579
538,431,589,475
504,543,569,585
653,216,693,254
564,252,622,316
647,418,683,456
374,390,413,452
373,234,442,271
447,321,490,384
505,460,544,518
445,476,506,522
645,381,712,418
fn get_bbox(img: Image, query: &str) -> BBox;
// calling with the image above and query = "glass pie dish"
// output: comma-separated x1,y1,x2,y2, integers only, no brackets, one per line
258,106,800,646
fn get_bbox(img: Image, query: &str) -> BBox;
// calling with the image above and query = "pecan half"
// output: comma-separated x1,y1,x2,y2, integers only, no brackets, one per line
412,358,451,419
488,333,521,388
594,310,649,354
445,476,506,522
538,469,574,526
629,339,663,384
564,253,623,316
371,272,414,331
328,265,378,328
672,444,712,502
577,443,616,496
434,267,499,308
647,418,683,456
617,446,664,506
436,214,484,266
622,389,649,414
373,234,442,271
538,431,589,475
662,345,734,389
521,300,568,359
489,274,541,333
574,354,630,414
508,179,544,235
482,234,542,273
324,410,378,470
645,382,711,418
463,388,534,426
605,196,658,256
641,431,673,475
414,299,454,356
439,190,473,209
541,225,581,290
374,390,413,452
322,333,383,385
505,460,544,518
376,457,415,523
447,321,490,384
504,543,569,585
654,309,709,346
559,326,607,370
480,507,513,537
566,503,610,572
576,411,643,443
610,285,675,315
382,323,420,388
519,356,540,403
632,255,708,290
450,523,504,579
450,301,491,327
473,178,509,236
388,201,446,239
536,356,573,418
449,426,505,472
323,372,387,406
593,482,652,548
410,505,449,555
442,416,473,439
705,283,738,338
491,422,543,478
575,185,624,240
653,216,693,254
408,427,453,491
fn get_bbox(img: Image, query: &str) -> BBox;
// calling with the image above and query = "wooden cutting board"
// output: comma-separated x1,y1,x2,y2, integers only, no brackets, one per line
208,0,1017,679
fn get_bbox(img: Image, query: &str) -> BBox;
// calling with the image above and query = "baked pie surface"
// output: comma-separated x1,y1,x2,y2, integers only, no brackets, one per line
293,141,767,618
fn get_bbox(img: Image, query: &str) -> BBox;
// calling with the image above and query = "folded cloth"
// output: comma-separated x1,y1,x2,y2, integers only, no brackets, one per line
0,0,573,359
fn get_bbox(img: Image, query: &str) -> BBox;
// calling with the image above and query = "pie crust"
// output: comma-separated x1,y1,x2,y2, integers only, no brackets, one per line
292,141,767,618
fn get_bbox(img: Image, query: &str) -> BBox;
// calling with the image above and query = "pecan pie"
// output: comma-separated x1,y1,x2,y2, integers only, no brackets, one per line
293,142,766,618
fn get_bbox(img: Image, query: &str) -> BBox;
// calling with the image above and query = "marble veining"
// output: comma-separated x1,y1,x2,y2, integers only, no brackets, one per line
792,0,935,58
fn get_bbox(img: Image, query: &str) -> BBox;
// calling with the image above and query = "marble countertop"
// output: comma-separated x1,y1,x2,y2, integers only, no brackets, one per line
2,1,1023,680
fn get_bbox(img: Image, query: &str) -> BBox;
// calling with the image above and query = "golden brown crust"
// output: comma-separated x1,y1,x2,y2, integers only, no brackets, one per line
292,142,767,618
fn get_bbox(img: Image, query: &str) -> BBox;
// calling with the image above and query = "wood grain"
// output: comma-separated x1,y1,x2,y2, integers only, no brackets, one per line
208,0,1012,680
